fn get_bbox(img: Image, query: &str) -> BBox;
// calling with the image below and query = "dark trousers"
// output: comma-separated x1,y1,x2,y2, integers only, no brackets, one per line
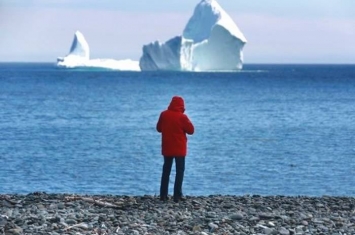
160,156,185,199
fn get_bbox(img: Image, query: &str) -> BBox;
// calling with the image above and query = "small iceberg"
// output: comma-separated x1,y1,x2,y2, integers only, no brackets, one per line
57,31,140,71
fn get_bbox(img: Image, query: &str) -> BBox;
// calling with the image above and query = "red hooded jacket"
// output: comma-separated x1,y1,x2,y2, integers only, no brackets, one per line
156,96,194,157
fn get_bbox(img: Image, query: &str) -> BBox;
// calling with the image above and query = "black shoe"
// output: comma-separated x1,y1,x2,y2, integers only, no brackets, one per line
160,196,168,201
173,195,186,203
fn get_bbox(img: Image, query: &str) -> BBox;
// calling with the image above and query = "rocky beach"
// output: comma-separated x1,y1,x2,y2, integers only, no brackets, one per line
1,192,355,235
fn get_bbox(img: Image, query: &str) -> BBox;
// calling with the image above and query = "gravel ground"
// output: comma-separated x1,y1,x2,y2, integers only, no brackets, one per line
1,192,355,235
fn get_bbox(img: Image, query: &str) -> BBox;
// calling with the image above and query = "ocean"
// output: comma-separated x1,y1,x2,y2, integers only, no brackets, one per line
0,63,354,196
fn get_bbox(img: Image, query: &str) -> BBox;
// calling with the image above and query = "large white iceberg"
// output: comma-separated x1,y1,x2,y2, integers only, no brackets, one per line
139,0,247,71
57,31,140,71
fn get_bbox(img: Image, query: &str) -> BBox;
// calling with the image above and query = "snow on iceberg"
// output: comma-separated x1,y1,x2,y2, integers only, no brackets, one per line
139,0,247,71
57,31,140,71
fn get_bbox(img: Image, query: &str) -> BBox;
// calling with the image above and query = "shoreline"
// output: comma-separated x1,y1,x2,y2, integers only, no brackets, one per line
1,193,355,235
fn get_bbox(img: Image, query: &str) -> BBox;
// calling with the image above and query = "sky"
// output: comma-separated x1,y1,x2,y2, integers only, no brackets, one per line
0,0,355,63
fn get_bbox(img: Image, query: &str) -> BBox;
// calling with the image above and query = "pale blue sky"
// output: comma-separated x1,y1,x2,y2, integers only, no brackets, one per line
1,0,354,63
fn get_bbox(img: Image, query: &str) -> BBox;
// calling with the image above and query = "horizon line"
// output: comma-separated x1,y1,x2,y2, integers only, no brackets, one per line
0,61,354,65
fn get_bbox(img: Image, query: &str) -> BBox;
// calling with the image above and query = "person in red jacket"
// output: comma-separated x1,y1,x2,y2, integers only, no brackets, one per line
156,96,194,202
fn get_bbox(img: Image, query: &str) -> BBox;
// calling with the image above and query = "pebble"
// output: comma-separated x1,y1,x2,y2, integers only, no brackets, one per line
0,193,354,234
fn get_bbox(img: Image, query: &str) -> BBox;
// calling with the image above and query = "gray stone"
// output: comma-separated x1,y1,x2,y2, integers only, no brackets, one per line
259,213,275,220
57,203,65,210
230,213,244,220
0,215,7,227
279,227,290,235
7,227,23,235
264,227,275,235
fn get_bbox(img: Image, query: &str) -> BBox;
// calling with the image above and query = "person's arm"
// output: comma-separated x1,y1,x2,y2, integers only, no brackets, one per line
156,113,163,133
182,115,194,135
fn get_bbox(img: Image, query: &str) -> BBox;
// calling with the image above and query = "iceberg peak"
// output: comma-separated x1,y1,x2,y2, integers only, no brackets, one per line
183,0,246,44
67,30,90,59
57,31,140,71
58,31,90,61
183,0,220,43
139,0,247,71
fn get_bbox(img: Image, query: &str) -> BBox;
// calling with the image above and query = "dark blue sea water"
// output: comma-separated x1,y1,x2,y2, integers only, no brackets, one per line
0,63,354,196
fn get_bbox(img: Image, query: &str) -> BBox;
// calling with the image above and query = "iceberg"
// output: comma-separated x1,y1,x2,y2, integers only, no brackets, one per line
57,31,140,71
139,0,247,71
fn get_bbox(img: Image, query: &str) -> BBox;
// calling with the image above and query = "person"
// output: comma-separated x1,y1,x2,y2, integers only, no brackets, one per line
156,96,194,203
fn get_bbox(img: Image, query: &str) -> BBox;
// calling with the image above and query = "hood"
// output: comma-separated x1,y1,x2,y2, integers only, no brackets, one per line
168,96,185,113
